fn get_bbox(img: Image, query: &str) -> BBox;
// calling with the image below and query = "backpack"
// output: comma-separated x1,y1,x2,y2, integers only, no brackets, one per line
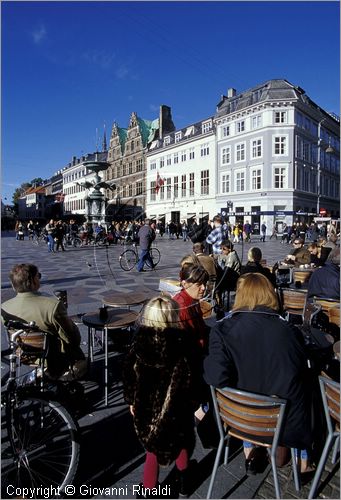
189,224,206,243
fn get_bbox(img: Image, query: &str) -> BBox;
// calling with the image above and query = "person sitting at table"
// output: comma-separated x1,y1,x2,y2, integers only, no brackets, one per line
180,242,217,294
241,247,276,287
307,247,340,301
282,237,311,266
307,243,323,267
204,273,313,474
214,240,241,306
173,264,210,351
1,263,87,381
123,296,202,498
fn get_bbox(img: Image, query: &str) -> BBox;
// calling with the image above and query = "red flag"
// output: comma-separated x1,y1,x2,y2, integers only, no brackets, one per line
155,172,165,194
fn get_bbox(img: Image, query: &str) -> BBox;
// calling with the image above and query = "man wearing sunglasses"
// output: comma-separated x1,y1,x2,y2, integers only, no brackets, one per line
1,263,86,380
283,238,311,266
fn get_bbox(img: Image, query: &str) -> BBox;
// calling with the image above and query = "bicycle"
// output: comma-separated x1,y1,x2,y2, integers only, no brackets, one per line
32,233,47,245
1,319,80,497
63,233,82,248
119,243,161,271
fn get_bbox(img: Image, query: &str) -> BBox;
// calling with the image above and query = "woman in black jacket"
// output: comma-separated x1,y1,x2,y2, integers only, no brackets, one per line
204,273,313,473
123,296,202,497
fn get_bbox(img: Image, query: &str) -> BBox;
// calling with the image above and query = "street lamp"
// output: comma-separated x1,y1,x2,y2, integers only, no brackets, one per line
316,118,335,214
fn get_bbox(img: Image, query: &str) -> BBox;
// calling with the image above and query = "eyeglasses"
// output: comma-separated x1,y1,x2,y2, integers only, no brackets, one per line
37,273,42,279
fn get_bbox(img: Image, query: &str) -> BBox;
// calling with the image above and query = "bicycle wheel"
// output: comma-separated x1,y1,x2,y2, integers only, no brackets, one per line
2,395,80,497
73,237,82,248
149,248,161,267
119,249,137,271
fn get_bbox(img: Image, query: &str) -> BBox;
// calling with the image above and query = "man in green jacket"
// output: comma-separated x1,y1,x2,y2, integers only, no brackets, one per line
2,263,86,380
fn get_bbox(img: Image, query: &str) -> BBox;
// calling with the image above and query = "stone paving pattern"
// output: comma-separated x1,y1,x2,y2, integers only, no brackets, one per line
1,231,339,499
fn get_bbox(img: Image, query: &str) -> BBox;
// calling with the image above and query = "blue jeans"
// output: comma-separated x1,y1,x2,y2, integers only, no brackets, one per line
137,249,154,271
182,230,188,241
47,234,55,252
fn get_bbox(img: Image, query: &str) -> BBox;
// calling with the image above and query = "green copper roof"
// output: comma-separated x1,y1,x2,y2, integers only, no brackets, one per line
137,117,159,145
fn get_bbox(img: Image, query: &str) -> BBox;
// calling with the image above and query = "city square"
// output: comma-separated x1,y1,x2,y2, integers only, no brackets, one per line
2,1,340,499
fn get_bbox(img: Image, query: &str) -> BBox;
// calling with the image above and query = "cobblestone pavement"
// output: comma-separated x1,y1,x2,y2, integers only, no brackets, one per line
1,231,339,499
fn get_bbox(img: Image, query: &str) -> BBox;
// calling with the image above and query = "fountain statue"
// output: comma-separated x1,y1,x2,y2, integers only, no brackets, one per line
76,155,115,225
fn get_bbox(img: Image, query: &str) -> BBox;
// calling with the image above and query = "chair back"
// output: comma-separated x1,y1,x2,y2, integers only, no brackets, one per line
15,330,48,365
314,297,340,318
210,386,287,449
329,307,340,328
319,376,340,434
280,288,307,315
292,269,313,286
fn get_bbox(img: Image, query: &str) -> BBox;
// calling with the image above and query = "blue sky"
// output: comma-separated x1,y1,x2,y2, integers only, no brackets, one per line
2,0,340,203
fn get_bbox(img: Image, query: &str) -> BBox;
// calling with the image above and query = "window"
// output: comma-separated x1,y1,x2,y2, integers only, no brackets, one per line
221,146,231,165
236,143,245,162
160,157,165,168
136,158,143,171
251,138,262,158
273,166,287,188
189,173,195,196
222,125,230,137
236,171,245,192
274,111,287,124
236,120,245,133
164,136,170,146
128,184,133,197
128,162,133,174
252,115,262,129
174,176,179,198
184,126,194,137
160,185,165,200
274,136,287,155
181,150,187,162
166,178,172,199
150,182,156,201
181,175,186,197
202,121,212,134
201,144,209,157
201,170,209,195
174,152,179,164
136,181,143,195
167,155,171,166
251,168,262,190
175,132,182,143
221,174,230,194
189,148,195,159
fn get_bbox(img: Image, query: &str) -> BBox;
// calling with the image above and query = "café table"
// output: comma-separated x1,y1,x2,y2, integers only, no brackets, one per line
82,309,138,406
101,290,153,310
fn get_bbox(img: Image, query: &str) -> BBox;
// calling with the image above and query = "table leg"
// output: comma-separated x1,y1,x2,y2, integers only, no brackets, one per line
104,326,108,407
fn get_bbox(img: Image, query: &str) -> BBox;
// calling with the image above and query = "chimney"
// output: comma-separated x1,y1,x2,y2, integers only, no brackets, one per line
227,88,237,98
159,105,175,140
72,156,77,166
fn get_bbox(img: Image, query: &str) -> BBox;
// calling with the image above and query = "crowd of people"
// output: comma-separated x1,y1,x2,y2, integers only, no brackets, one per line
4,215,340,497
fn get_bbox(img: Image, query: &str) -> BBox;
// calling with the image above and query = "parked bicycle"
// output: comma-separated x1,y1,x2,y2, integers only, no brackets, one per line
32,232,47,245
63,233,82,248
1,318,80,497
119,243,161,271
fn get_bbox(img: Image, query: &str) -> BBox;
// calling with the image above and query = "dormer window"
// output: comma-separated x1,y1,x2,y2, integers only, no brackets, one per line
184,126,195,137
175,131,182,143
164,136,171,146
202,121,212,134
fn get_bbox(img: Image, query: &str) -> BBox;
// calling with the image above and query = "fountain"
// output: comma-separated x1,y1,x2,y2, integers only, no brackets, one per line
78,155,115,225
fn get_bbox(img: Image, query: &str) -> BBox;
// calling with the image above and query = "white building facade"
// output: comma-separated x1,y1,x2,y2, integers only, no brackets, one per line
214,80,340,233
146,117,217,224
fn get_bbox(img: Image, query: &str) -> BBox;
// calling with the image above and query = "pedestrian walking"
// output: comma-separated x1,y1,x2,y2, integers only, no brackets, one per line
45,219,55,252
269,226,278,240
260,222,266,242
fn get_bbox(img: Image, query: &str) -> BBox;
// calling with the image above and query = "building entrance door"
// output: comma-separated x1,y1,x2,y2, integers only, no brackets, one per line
171,211,180,224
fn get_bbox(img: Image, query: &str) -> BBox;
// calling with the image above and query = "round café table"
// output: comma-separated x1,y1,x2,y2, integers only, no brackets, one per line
101,290,154,309
83,309,138,406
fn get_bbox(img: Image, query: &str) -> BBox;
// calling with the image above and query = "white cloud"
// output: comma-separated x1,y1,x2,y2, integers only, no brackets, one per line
82,50,115,69
31,25,47,44
115,65,129,79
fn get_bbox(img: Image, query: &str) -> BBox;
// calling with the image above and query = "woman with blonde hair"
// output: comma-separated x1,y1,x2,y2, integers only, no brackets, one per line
204,273,313,474
123,295,201,498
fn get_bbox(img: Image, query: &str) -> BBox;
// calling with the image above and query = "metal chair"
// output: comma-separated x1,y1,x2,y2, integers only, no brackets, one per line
308,376,340,499
207,386,300,499
280,288,308,322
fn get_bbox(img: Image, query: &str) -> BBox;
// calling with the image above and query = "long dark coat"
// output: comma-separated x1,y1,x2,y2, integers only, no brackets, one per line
123,327,201,465
203,307,312,449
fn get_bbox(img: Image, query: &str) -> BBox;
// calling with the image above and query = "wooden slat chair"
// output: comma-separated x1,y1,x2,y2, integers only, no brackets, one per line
313,297,340,336
308,376,340,499
329,307,340,329
313,297,341,320
207,386,300,499
279,288,307,322
292,269,313,287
